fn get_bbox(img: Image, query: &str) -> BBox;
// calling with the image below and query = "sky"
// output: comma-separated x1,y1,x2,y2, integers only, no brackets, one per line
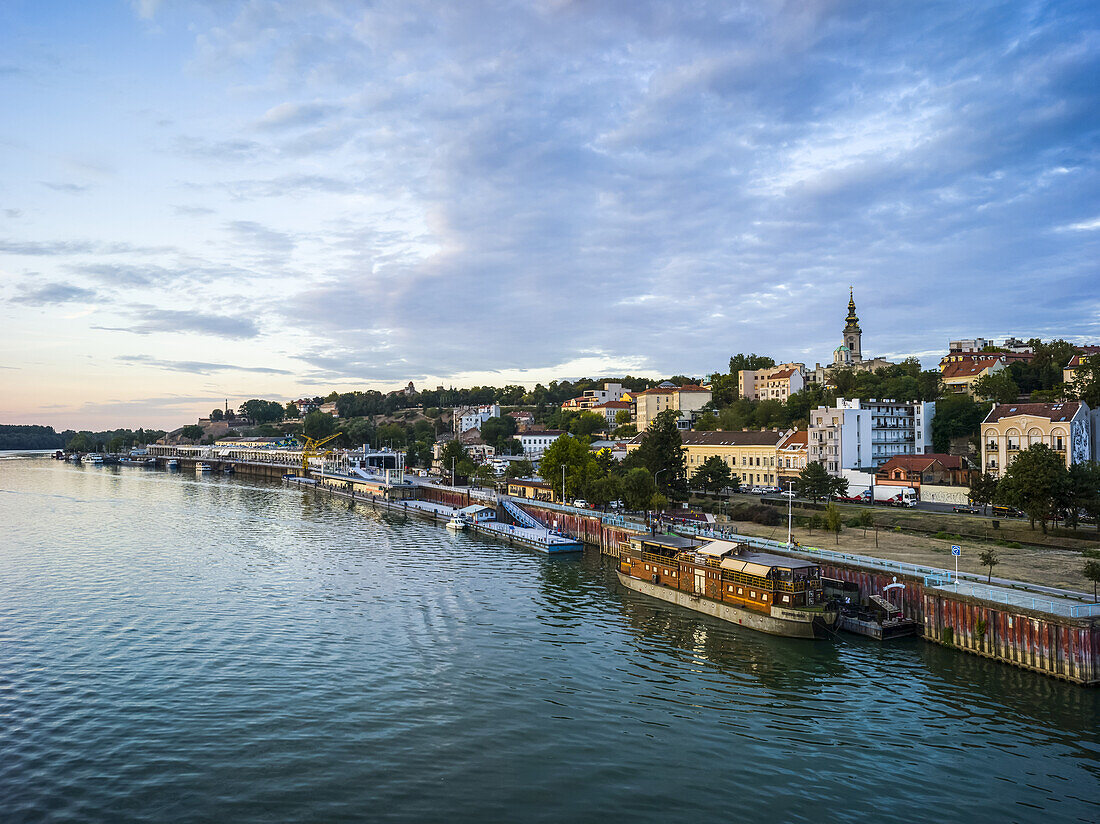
1,0,1098,430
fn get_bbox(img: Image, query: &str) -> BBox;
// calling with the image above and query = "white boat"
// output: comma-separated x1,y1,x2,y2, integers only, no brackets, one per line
166,459,179,470
445,513,467,531
196,462,213,473
83,454,104,465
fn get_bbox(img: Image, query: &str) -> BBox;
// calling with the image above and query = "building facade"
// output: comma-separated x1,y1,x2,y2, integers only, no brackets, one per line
808,398,935,475
940,356,1008,395
591,400,632,426
737,363,806,402
626,429,789,488
561,381,626,410
632,385,713,431
519,429,566,457
456,404,501,433
775,429,808,486
980,402,1095,478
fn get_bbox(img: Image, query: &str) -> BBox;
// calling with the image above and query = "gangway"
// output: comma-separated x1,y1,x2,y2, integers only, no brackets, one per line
501,499,547,530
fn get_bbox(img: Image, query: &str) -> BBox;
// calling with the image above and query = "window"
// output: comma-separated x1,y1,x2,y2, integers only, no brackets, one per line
750,590,756,598
737,587,743,595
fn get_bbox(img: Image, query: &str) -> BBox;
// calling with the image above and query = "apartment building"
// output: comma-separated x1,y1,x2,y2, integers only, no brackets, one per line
737,363,806,402
519,429,566,458
980,402,1095,478
561,381,626,411
632,384,713,431
456,404,501,433
808,398,935,475
776,429,808,487
626,429,789,488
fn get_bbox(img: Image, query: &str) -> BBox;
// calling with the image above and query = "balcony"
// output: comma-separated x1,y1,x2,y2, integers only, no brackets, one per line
1006,444,1019,452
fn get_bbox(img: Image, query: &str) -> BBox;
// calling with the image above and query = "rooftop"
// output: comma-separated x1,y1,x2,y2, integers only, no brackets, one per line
983,402,1082,424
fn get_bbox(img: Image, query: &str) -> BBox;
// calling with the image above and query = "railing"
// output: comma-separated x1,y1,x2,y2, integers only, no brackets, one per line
672,527,1099,620
501,499,547,530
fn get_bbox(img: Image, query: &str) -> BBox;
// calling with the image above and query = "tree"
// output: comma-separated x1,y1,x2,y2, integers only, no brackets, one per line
971,371,1020,403
795,461,847,502
504,459,535,480
210,408,224,422
302,410,337,440
692,456,732,496
570,411,607,439
589,474,622,508
968,472,999,515
995,444,1072,533
473,464,497,489
931,393,989,453
439,440,466,480
729,353,775,374
614,409,632,426
1070,357,1100,408
622,468,656,512
180,425,205,442
824,502,843,544
539,434,596,502
626,409,687,498
1083,557,1100,602
977,547,1000,583
1069,463,1100,532
284,402,300,419
481,415,518,450
238,399,284,425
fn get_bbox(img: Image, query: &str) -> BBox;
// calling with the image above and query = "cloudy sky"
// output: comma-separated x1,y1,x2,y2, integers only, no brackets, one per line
1,1,1097,429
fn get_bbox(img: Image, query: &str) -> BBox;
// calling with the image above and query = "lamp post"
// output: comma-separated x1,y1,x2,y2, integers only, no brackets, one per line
562,463,567,505
654,467,667,528
787,480,794,547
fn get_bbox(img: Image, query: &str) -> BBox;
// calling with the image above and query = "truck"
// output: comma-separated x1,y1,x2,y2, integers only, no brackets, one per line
840,485,918,507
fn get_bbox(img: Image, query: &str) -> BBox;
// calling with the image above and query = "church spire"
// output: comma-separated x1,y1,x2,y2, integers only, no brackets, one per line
844,286,860,333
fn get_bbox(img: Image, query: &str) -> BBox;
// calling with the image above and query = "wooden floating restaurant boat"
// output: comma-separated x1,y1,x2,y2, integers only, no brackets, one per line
617,536,839,639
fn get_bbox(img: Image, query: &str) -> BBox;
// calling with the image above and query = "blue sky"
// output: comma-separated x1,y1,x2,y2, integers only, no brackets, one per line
1,0,1098,429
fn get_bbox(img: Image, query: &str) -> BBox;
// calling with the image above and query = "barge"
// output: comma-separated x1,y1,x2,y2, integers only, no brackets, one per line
618,536,839,639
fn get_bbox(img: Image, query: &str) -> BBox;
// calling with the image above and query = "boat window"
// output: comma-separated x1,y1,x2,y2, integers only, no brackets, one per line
737,587,743,595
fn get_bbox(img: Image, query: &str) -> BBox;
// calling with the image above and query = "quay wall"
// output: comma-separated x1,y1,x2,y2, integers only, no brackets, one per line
821,560,1099,685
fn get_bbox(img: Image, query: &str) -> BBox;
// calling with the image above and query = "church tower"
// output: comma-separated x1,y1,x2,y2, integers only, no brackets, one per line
843,287,862,364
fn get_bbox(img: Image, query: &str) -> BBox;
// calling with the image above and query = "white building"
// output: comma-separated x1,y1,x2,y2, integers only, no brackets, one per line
456,404,501,433
808,398,935,475
519,430,566,457
738,363,806,402
591,400,632,426
561,381,627,410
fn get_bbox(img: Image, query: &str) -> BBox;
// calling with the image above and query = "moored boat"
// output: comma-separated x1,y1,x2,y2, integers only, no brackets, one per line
196,462,213,473
445,513,467,531
82,453,104,465
618,536,839,639
166,459,179,470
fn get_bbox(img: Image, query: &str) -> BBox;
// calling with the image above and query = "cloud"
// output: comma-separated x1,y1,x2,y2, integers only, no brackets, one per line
130,0,162,20
9,282,98,305
116,355,291,375
172,205,216,216
95,307,260,339
174,136,264,161
3,209,21,218
226,220,296,255
256,101,342,130
220,174,358,199
74,261,255,288
0,239,174,256
41,182,90,193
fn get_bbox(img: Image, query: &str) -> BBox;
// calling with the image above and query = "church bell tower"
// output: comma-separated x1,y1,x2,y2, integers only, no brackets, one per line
843,287,862,364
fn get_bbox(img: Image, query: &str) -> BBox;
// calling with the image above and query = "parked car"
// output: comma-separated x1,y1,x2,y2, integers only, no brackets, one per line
992,505,1024,518
572,499,589,508
750,486,765,494
953,505,979,514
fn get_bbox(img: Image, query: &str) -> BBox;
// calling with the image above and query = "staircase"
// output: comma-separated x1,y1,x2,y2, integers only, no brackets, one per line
501,500,547,530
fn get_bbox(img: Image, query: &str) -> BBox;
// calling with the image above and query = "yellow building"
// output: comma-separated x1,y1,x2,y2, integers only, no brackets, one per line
941,356,1007,395
506,477,559,503
1064,351,1098,386
626,429,790,487
737,363,806,402
632,384,712,431
980,402,1090,478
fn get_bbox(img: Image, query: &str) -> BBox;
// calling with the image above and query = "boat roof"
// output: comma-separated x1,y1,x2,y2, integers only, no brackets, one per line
635,535,700,550
692,540,819,574
457,504,494,515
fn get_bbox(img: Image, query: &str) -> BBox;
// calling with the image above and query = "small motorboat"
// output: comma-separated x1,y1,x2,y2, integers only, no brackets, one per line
83,454,104,465
196,462,213,473
166,459,179,470
445,513,467,531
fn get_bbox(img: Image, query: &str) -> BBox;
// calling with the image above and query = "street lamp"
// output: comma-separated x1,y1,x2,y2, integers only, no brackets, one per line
653,467,667,526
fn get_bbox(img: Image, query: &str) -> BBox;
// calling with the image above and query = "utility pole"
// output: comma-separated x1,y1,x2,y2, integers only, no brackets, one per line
787,480,794,547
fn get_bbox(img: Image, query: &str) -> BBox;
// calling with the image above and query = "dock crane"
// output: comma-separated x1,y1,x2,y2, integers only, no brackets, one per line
300,433,341,477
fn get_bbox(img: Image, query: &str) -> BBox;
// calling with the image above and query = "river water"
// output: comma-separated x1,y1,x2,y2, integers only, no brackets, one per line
1,454,1097,823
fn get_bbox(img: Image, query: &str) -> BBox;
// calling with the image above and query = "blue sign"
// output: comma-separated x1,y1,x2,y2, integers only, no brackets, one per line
951,546,961,556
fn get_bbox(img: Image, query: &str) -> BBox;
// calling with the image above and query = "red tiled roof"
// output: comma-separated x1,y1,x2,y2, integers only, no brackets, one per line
593,400,631,409
627,429,785,446
633,384,711,395
983,402,1082,423
877,454,963,473
768,368,797,380
942,358,1003,380
778,430,807,449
